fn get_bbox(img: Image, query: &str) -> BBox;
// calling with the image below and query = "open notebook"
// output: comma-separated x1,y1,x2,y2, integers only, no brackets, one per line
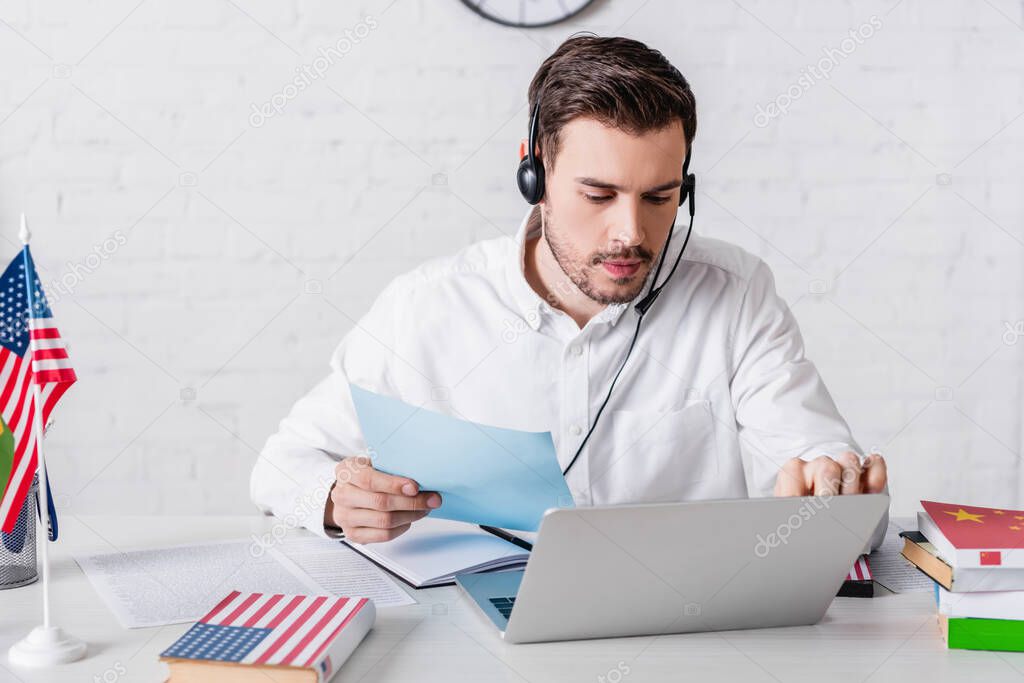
342,517,531,588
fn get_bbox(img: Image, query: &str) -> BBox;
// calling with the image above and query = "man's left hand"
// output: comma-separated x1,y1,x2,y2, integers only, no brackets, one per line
773,451,886,497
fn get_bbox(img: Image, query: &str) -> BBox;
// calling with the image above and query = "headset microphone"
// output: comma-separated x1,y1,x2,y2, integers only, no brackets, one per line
633,147,695,317
516,92,697,478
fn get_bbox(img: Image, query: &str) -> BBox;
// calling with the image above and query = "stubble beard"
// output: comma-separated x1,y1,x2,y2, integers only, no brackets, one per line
541,205,656,306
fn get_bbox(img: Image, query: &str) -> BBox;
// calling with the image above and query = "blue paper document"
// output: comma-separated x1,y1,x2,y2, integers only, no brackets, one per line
348,384,574,531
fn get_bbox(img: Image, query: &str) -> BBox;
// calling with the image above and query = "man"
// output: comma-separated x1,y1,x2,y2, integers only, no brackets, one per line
251,35,887,546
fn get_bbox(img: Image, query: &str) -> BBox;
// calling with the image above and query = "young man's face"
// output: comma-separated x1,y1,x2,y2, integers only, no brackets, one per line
540,116,687,305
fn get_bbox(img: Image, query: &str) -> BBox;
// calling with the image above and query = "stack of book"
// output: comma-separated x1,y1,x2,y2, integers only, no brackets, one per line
900,500,1024,652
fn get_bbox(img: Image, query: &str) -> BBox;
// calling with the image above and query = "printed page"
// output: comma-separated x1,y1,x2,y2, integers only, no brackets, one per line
75,537,414,629
269,536,418,606
869,518,934,593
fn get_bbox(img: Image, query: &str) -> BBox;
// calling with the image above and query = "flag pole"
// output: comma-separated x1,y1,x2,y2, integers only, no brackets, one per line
8,213,86,667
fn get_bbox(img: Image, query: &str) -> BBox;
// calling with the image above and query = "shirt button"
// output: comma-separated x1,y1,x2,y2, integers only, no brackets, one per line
570,345,583,356
570,424,583,436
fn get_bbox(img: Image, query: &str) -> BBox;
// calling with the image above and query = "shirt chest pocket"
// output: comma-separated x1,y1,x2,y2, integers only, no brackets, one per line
595,400,720,503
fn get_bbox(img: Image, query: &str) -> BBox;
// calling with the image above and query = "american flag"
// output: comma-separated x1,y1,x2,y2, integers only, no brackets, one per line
0,246,76,533
161,591,370,670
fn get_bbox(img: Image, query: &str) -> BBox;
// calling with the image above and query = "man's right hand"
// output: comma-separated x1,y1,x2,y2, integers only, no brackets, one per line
324,455,442,543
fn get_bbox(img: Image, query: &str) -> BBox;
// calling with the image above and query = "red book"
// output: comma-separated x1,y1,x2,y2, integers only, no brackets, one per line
918,501,1024,569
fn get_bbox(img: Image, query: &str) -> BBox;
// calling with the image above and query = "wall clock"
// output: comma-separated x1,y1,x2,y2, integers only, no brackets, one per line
460,0,596,28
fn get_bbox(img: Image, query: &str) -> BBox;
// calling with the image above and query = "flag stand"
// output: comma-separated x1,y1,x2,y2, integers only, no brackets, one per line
8,214,85,667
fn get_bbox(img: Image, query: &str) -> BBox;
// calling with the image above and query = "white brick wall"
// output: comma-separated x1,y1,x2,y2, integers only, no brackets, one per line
1,0,1021,519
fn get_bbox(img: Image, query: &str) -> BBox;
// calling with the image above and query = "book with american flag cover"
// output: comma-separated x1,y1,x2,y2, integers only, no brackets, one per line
837,555,874,598
918,500,1024,569
160,591,375,683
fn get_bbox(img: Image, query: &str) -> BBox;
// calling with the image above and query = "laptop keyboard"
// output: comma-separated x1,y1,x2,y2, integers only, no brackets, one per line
488,596,516,619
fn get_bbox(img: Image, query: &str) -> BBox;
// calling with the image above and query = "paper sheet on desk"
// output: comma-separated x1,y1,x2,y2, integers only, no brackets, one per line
868,518,934,593
350,383,573,532
74,538,415,628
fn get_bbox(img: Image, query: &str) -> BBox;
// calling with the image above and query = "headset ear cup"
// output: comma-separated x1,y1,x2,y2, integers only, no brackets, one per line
516,158,535,204
677,172,695,206
679,144,694,208
678,174,691,207
681,173,696,215
517,156,545,205
518,99,545,205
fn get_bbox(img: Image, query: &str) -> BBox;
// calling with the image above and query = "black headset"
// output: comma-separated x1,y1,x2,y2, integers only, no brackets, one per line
517,101,695,212
516,83,697,478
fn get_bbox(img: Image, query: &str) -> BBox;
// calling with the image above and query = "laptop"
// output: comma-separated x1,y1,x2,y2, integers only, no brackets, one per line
455,493,889,643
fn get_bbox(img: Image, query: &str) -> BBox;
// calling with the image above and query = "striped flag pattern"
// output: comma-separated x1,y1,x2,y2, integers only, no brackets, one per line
161,591,370,669
0,246,76,533
845,555,872,582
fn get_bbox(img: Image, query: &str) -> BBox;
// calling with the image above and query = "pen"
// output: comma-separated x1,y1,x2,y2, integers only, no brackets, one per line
479,525,533,551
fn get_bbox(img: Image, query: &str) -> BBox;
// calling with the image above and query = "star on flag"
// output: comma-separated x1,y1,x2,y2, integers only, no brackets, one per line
942,508,985,523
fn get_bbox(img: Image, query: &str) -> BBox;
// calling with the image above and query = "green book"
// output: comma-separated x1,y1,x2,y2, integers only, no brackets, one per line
941,615,1024,652
0,415,14,498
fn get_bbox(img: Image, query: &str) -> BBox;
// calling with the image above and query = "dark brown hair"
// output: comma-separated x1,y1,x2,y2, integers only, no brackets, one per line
527,34,697,172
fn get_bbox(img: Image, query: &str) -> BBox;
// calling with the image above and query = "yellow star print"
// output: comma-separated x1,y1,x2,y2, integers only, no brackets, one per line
994,510,1005,515
1011,526,1022,531
943,508,985,523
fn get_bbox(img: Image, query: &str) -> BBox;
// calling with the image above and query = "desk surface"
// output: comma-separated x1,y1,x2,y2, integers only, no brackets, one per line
1,515,1022,683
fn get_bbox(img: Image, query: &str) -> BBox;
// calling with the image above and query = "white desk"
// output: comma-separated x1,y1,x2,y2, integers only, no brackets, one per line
1,515,1022,683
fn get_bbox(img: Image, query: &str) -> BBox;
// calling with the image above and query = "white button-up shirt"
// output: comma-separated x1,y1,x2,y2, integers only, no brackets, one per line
252,206,885,546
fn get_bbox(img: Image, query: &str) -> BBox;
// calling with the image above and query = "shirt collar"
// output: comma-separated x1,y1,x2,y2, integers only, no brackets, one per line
504,207,546,331
504,207,637,331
